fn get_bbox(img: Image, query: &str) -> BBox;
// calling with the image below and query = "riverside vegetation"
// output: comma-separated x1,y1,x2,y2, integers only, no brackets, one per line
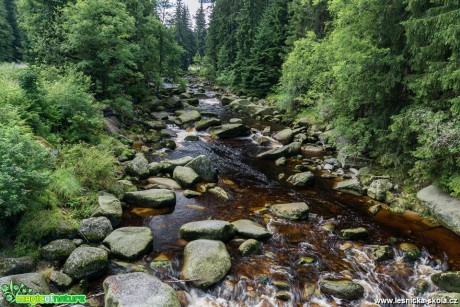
1,0,460,306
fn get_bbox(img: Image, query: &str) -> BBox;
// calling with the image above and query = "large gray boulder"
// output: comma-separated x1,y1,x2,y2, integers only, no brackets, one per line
210,124,251,138
185,155,218,182
126,153,150,178
334,179,365,196
92,193,123,227
195,118,222,131
271,202,309,220
257,142,301,159
103,227,153,260
367,179,393,201
417,185,460,236
63,247,108,280
181,240,231,288
40,239,77,261
79,217,113,242
178,110,201,124
319,279,365,300
173,166,200,188
287,172,314,187
273,129,294,145
431,271,460,292
0,257,35,277
123,189,176,208
231,220,272,240
179,220,235,241
0,273,50,305
104,272,180,307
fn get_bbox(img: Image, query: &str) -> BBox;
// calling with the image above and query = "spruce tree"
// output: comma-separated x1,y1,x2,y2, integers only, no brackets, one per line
0,0,14,61
194,1,207,57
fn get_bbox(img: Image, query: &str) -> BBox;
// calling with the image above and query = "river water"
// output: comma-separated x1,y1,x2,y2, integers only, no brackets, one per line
93,85,460,306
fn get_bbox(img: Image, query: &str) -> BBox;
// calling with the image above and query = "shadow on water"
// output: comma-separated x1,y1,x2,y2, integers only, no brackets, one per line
96,87,460,306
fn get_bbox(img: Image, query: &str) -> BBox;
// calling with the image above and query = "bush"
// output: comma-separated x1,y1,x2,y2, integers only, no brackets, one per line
59,143,117,191
0,106,53,219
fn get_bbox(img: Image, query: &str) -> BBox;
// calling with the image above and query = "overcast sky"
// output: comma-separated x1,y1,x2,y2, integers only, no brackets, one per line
182,0,213,17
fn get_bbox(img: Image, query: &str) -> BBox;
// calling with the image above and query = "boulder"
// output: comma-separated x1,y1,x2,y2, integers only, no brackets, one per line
40,239,77,261
185,155,218,182
429,292,460,306
183,190,202,198
184,135,199,142
367,245,393,262
208,187,229,200
239,239,262,256
334,179,365,196
417,185,460,236
103,227,153,260
273,129,294,145
79,217,113,242
50,271,73,289
112,180,137,199
229,118,243,124
195,118,222,131
63,247,108,280
338,227,369,240
181,240,231,288
148,177,182,190
126,153,149,178
92,193,122,227
0,257,35,277
367,179,393,202
319,279,365,300
431,271,460,292
179,220,235,241
257,142,301,159
123,189,176,208
160,156,194,172
287,172,314,187
231,219,272,240
398,243,421,261
0,273,50,305
221,96,236,106
271,202,309,220
210,124,251,138
104,272,180,307
275,157,287,166
178,111,201,124
173,166,200,188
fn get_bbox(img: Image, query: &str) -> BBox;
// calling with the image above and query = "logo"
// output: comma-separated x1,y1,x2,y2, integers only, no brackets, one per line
1,281,86,305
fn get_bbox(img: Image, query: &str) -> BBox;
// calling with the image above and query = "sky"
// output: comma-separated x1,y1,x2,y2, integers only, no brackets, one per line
182,0,213,16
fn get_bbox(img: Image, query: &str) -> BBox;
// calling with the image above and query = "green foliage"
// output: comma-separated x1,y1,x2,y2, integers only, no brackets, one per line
0,106,52,219
173,0,196,69
59,143,117,192
194,2,207,57
0,0,14,61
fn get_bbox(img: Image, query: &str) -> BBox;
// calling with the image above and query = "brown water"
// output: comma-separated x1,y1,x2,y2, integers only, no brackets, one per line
91,85,460,306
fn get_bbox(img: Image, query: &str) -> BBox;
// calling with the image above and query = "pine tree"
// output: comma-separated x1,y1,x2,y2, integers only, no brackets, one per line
240,0,290,97
194,1,207,57
0,0,14,61
173,0,196,69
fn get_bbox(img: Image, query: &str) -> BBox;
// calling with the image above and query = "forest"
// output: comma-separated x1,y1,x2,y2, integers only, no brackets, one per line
0,0,460,305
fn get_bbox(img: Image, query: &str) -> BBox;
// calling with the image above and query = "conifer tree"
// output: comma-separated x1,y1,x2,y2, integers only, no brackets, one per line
0,0,14,61
194,1,207,57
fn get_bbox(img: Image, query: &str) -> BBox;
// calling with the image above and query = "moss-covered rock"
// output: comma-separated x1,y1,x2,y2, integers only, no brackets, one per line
63,246,108,280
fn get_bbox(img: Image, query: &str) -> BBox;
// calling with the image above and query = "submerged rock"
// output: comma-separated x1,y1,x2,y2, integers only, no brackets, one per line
92,193,123,227
239,239,262,256
0,257,35,277
185,155,218,182
181,239,231,288
211,124,251,138
123,189,176,208
209,187,229,199
104,272,180,307
173,166,200,188
231,219,272,240
79,217,113,243
179,220,235,241
431,271,460,292
286,171,314,187
319,279,365,300
257,142,301,159
40,239,77,261
367,245,393,262
271,202,309,220
63,247,108,280
398,243,421,261
103,227,153,260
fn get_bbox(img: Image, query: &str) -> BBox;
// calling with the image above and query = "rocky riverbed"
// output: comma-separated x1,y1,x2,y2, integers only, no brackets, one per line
2,76,460,306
